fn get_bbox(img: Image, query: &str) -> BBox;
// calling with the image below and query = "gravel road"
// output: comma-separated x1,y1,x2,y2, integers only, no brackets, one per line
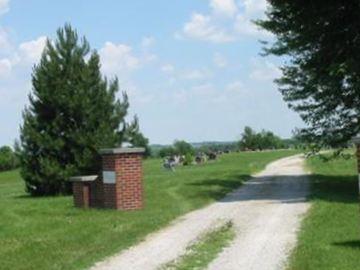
90,154,309,270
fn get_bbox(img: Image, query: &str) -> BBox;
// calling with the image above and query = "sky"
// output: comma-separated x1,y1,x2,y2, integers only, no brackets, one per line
0,0,304,146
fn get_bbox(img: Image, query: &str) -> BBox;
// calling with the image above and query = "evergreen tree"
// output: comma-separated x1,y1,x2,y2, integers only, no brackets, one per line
125,115,151,157
257,1,360,149
19,24,143,195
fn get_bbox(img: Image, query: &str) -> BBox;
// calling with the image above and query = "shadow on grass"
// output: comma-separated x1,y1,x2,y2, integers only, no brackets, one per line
187,174,358,204
14,194,72,200
333,240,360,249
310,174,358,204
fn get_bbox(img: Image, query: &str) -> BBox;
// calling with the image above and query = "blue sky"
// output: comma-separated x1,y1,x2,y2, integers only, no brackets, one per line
0,0,304,145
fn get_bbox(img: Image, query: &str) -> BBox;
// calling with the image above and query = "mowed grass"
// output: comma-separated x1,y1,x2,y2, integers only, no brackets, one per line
289,151,360,270
0,150,298,270
161,221,235,270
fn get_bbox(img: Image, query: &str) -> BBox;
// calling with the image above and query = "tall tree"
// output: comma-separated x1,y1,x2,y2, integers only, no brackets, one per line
19,24,145,195
257,1,360,149
125,115,151,157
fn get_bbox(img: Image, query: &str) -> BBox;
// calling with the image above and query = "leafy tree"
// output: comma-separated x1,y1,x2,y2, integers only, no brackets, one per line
158,140,194,158
158,146,176,158
19,24,145,196
257,1,360,149
173,140,194,156
239,126,284,150
0,146,18,171
239,127,258,150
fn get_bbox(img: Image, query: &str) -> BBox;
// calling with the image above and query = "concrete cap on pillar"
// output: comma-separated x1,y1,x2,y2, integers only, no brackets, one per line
99,147,146,155
69,175,98,182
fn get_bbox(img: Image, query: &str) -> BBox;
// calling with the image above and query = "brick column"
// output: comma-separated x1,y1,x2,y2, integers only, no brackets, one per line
100,147,145,210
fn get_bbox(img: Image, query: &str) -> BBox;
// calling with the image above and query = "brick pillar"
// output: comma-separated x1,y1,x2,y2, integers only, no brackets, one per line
100,148,145,210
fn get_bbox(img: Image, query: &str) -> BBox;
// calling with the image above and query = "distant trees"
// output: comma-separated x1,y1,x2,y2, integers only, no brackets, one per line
0,146,18,171
238,126,285,151
18,24,148,196
158,140,194,158
196,142,238,153
173,140,195,156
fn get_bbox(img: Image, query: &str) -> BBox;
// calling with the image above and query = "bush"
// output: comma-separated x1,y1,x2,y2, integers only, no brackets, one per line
174,140,194,156
0,146,18,171
158,146,176,158
183,153,194,166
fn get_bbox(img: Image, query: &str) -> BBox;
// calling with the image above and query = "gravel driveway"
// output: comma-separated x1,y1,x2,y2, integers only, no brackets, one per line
90,154,309,270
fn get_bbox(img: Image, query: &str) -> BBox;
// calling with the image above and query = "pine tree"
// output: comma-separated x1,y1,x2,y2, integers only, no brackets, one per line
19,24,144,195
125,115,151,157
257,1,360,149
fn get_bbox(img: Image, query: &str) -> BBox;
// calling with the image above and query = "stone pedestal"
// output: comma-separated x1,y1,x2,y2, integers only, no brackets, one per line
70,175,98,208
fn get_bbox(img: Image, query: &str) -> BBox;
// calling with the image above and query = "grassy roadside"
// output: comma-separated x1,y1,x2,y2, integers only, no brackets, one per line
288,151,360,270
161,221,235,270
0,150,299,270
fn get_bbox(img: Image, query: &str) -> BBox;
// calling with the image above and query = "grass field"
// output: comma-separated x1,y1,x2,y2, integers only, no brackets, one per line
0,150,298,270
289,151,360,270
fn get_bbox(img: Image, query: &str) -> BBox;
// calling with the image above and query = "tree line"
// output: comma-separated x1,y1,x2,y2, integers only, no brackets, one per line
239,126,284,151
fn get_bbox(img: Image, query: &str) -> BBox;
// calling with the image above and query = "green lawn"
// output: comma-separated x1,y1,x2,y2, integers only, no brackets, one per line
161,221,235,270
0,150,298,270
289,151,360,270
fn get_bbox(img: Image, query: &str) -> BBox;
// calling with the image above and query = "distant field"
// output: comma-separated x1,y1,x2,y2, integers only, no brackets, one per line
0,150,299,270
289,151,360,270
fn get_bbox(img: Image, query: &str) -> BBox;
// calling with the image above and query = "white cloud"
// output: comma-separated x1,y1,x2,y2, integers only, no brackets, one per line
16,36,47,64
0,27,10,50
99,42,140,75
180,68,211,80
182,13,234,43
161,64,175,73
210,0,237,17
242,0,267,16
169,81,248,105
250,59,281,81
141,36,155,49
213,52,227,68
192,83,215,95
0,0,9,15
234,14,271,38
177,0,271,43
0,58,11,77
226,80,244,93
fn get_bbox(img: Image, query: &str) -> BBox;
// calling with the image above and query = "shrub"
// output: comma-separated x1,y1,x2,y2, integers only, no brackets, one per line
183,153,194,166
0,146,18,171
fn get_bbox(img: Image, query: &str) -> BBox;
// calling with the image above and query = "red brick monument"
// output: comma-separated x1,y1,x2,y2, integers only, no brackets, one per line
70,147,145,210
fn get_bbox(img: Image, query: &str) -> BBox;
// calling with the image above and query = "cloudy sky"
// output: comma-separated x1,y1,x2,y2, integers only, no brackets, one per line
0,0,304,145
